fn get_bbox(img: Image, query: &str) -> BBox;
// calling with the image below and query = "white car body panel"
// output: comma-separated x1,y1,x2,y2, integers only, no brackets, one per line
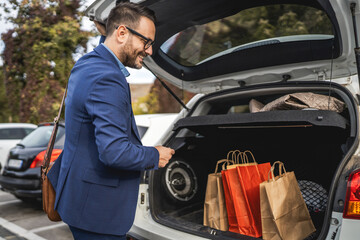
0,139,21,169
130,184,208,240
0,123,37,171
134,114,178,146
338,218,360,240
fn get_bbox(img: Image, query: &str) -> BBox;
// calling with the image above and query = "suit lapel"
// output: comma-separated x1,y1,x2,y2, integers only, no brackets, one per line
127,83,142,143
95,45,142,143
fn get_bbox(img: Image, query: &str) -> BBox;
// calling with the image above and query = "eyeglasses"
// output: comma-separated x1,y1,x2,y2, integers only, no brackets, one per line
116,26,154,50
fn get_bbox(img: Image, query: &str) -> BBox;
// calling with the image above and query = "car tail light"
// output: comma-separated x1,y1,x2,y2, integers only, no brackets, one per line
30,149,62,168
344,169,360,219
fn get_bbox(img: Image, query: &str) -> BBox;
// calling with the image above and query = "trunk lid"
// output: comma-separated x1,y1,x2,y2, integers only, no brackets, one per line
85,0,360,93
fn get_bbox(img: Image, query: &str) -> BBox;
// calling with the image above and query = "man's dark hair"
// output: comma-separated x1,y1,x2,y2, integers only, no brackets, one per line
106,2,156,36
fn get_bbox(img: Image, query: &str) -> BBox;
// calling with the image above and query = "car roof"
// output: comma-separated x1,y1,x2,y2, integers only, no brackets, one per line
0,123,37,129
134,113,178,127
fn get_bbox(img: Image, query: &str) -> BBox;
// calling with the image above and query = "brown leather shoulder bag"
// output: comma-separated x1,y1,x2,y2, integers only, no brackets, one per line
41,87,67,222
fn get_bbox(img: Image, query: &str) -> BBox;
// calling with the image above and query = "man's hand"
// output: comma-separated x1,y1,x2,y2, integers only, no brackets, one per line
94,20,106,36
155,146,175,168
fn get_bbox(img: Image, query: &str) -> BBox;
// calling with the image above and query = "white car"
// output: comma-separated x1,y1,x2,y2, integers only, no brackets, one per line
134,114,179,146
0,123,37,171
87,0,360,239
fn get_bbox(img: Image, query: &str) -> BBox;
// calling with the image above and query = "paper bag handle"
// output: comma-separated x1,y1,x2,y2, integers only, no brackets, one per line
268,161,287,181
225,150,245,169
241,150,257,164
214,159,231,173
227,150,257,169
221,150,239,170
227,150,241,164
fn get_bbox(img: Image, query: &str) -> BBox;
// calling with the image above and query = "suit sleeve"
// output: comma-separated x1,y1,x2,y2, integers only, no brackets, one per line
86,72,159,171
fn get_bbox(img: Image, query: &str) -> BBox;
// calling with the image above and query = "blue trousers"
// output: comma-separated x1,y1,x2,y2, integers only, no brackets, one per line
69,225,126,240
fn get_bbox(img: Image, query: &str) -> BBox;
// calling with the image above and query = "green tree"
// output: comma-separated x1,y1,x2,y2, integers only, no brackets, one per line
133,87,160,115
276,11,308,35
1,0,92,123
133,79,194,115
0,66,10,122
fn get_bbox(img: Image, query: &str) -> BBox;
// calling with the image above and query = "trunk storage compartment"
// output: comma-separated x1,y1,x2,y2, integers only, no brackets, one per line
150,108,351,239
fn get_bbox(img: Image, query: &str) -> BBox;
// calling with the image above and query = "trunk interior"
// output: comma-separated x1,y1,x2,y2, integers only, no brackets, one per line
149,85,355,239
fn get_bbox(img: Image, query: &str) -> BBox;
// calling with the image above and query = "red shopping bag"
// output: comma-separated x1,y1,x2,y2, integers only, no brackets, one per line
222,164,254,235
221,150,254,235
236,151,271,237
222,150,270,237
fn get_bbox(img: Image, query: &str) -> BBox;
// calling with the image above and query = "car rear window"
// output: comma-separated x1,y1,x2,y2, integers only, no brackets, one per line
0,128,27,139
20,125,65,148
160,4,333,66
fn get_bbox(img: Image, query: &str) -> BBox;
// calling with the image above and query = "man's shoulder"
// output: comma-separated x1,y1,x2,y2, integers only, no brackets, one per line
77,49,104,64
72,54,127,84
75,49,119,72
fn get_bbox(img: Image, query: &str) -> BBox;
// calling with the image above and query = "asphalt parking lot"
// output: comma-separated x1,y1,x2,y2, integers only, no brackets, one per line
0,191,73,240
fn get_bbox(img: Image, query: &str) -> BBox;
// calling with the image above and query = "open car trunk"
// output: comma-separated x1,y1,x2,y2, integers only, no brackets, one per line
149,83,357,240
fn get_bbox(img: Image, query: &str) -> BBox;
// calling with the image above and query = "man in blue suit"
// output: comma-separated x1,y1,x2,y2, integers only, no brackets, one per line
47,2,175,239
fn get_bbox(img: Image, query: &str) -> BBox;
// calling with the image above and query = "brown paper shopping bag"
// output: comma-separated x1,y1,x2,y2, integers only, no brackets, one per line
203,159,230,231
217,150,242,233
260,161,316,240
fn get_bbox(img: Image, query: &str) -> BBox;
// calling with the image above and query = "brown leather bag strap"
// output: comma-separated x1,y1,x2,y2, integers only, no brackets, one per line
42,85,68,175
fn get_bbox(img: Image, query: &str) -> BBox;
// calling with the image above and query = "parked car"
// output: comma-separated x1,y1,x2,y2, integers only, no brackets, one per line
0,123,65,201
86,0,360,239
0,123,37,172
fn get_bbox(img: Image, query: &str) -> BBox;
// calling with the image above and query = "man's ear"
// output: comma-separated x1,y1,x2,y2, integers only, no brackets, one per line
115,25,128,44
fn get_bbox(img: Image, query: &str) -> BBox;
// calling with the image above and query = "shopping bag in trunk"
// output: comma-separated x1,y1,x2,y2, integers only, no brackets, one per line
260,161,316,240
221,150,243,233
203,159,229,231
222,150,269,237
236,151,271,237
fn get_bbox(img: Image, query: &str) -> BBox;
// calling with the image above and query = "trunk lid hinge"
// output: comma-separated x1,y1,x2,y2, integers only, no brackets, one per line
317,71,326,81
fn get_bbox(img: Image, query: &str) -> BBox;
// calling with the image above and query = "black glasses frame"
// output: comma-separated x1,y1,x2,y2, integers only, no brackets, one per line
116,26,154,50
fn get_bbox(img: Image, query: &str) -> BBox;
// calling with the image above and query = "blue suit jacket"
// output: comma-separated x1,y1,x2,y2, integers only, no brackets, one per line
48,44,159,235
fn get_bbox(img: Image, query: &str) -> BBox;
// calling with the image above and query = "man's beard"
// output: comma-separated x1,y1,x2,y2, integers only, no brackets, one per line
121,42,146,69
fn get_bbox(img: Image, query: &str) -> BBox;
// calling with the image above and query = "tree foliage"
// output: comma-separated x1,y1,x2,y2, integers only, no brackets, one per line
133,80,194,115
0,67,10,122
165,4,333,66
1,0,92,123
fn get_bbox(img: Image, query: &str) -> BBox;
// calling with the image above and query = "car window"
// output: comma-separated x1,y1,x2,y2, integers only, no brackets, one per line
228,105,250,114
24,128,35,135
137,126,149,139
160,4,333,66
20,126,65,148
0,128,26,139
